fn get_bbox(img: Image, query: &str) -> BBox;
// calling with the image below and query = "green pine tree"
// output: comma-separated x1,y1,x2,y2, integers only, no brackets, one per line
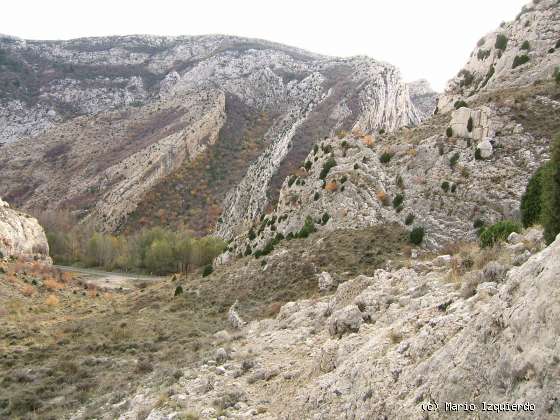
542,134,560,244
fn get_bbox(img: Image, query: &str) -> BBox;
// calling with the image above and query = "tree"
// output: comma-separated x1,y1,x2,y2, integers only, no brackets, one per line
145,239,175,274
542,134,560,244
520,164,547,228
175,236,193,274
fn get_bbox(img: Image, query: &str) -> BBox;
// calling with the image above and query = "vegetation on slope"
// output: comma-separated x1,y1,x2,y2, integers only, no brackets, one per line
37,211,225,274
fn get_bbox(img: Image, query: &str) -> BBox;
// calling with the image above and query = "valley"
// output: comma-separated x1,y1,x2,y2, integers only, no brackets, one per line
1,0,560,419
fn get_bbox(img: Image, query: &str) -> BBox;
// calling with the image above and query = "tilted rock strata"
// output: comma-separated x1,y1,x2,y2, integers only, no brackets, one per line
0,35,420,233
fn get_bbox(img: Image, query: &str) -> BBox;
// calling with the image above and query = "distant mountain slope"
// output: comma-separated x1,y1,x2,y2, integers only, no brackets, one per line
0,35,420,234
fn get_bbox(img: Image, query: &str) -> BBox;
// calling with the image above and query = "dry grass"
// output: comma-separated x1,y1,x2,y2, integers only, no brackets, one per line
45,294,60,306
376,191,389,206
362,135,374,147
21,284,35,296
325,181,337,192
44,277,64,290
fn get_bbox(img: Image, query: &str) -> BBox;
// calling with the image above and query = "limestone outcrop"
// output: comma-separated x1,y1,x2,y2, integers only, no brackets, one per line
0,35,420,234
438,0,560,113
449,106,490,141
120,228,559,419
0,198,50,262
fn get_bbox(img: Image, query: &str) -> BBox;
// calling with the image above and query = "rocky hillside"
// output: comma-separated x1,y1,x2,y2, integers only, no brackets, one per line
222,1,560,256
438,0,559,112
0,197,50,261
0,35,421,235
120,227,559,419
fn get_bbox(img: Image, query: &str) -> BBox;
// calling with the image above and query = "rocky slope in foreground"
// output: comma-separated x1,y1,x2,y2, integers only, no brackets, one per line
120,228,559,419
0,197,50,261
0,35,430,235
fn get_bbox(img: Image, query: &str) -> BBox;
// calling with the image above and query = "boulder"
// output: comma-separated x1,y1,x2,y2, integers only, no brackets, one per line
328,305,363,338
318,271,336,292
477,137,494,158
450,107,490,141
507,231,522,244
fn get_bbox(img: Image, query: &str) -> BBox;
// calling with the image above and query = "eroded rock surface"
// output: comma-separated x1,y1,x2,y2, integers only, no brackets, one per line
0,198,50,262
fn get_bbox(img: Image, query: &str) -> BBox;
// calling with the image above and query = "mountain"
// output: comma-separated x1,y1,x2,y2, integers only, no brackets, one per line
0,34,422,236
221,0,560,257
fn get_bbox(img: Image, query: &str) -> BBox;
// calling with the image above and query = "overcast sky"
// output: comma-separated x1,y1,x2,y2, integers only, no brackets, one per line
2,0,528,91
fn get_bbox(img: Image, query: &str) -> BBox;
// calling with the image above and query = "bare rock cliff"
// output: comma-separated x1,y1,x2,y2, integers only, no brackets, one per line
0,198,50,262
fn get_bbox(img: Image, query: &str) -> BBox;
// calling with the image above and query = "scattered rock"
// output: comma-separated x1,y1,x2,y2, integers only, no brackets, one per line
328,305,363,338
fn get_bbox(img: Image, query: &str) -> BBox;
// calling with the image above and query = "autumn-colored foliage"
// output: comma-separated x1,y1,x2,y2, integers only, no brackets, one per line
325,181,338,192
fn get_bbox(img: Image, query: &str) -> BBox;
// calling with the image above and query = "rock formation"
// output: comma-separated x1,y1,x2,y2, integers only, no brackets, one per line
0,198,50,262
120,227,560,419
0,35,420,235
438,0,559,113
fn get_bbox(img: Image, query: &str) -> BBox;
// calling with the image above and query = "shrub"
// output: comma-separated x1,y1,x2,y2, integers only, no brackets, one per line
353,163,359,170
477,49,491,60
479,220,522,248
556,39,560,49
449,152,460,168
477,37,486,47
473,219,485,229
304,160,312,171
340,175,348,184
555,67,560,84
174,285,183,296
313,191,320,201
541,134,560,244
521,40,530,50
441,181,450,192
321,213,330,225
396,175,404,189
409,227,425,245
512,55,530,69
248,228,256,241
392,193,404,208
288,175,297,187
319,158,337,179
520,164,547,227
454,100,468,109
481,64,495,88
202,264,213,277
244,245,252,256
475,148,483,160
313,144,319,154
404,213,415,225
467,117,473,132
325,181,337,192
295,216,316,239
495,34,508,50
459,70,474,87
379,152,394,163
445,127,453,138
451,183,457,193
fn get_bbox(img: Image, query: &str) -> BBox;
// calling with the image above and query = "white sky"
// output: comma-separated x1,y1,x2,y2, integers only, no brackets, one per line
2,0,528,91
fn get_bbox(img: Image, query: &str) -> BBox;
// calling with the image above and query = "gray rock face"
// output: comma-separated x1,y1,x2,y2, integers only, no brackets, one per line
0,34,420,233
438,0,560,113
223,96,549,254
407,79,438,120
121,232,560,420
450,106,490,141
0,197,50,262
